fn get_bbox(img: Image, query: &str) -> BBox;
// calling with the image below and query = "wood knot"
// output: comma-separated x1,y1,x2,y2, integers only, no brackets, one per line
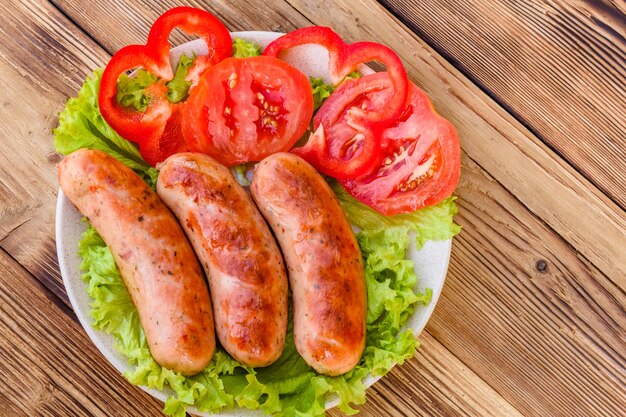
47,151,63,164
535,259,548,273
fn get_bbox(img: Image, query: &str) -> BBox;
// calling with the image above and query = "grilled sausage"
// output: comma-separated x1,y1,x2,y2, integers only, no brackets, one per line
250,152,366,376
157,153,288,367
58,149,215,375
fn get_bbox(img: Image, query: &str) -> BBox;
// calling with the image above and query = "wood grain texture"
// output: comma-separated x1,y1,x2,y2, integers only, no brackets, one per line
0,0,111,305
0,0,622,416
0,249,165,416
49,0,311,52
363,331,525,417
438,155,625,416
379,0,626,210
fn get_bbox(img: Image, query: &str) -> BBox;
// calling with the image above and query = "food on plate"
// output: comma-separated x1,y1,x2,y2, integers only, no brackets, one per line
263,26,409,179
99,7,231,165
265,27,461,215
250,153,367,376
157,153,288,367
339,76,461,215
53,5,463,416
57,148,215,375
181,56,314,166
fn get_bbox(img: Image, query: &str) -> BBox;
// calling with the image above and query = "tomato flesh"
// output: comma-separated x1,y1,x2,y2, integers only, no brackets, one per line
340,81,461,215
182,56,313,166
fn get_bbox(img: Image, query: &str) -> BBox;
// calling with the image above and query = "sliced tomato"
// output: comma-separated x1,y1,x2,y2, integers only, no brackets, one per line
340,80,461,215
181,56,314,166
98,7,231,166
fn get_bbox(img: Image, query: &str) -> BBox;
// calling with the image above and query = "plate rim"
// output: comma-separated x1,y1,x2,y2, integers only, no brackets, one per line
55,30,452,416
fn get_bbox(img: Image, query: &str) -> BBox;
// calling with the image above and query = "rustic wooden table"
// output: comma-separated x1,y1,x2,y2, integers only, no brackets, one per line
1,1,624,416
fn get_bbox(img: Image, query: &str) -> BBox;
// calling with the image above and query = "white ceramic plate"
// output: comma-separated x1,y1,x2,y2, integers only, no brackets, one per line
55,31,452,416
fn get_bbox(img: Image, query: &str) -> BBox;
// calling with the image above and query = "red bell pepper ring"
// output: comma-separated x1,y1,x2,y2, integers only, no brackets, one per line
263,26,408,128
98,7,231,166
291,74,389,179
263,27,409,179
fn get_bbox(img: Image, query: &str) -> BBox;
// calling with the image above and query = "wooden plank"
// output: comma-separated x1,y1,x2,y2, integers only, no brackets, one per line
0,0,111,304
379,0,626,210
351,331,525,417
48,0,311,51
432,155,625,416
0,249,165,416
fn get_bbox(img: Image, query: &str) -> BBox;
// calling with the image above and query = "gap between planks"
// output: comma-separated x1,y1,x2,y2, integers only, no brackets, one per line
48,0,113,56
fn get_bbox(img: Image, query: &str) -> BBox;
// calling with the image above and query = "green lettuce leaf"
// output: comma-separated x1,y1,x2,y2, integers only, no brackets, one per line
166,53,195,103
309,77,335,112
233,38,262,58
116,53,196,111
53,69,158,187
231,163,252,187
116,70,158,112
330,180,462,249
309,72,361,112
345,71,362,80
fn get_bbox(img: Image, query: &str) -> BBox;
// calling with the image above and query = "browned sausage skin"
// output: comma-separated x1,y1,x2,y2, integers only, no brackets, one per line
250,152,366,376
157,153,288,367
58,149,215,375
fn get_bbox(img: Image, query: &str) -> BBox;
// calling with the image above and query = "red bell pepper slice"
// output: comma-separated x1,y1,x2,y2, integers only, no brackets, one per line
98,7,231,166
264,26,408,127
263,27,409,178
